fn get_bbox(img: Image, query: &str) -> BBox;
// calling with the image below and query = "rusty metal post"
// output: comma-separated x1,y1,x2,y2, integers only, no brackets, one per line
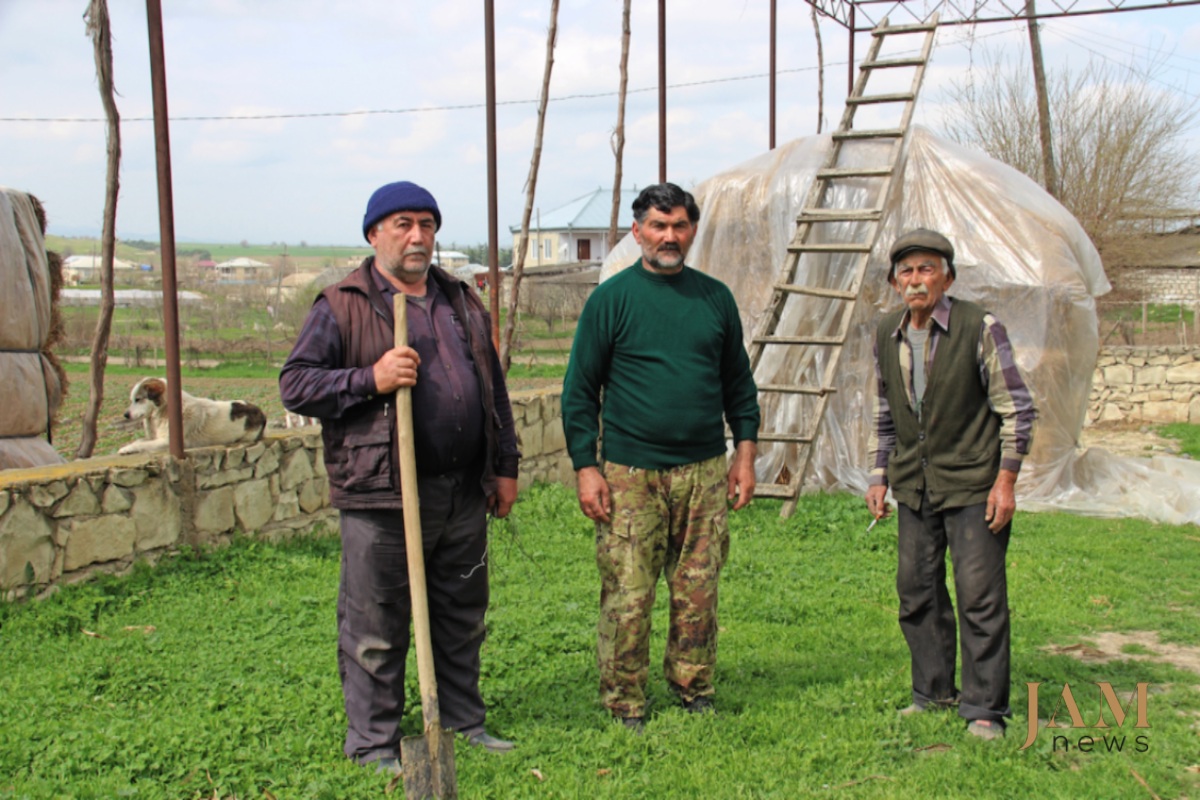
770,0,777,150
484,0,501,350
145,0,184,460
658,0,666,183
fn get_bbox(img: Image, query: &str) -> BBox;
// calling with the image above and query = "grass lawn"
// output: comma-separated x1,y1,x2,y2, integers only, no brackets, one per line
2,488,1198,799
1160,423,1200,459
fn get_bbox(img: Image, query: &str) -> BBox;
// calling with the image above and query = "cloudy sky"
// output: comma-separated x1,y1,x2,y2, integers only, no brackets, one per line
2,0,1198,249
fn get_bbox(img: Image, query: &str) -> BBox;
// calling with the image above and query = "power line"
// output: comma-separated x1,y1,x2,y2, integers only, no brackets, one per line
0,63,845,124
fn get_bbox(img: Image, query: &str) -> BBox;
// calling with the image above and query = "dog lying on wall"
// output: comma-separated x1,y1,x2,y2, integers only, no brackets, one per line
117,377,267,455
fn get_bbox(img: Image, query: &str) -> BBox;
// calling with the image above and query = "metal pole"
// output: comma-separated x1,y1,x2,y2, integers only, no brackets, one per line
484,0,501,349
847,6,856,96
145,0,184,460
769,0,777,150
658,0,666,183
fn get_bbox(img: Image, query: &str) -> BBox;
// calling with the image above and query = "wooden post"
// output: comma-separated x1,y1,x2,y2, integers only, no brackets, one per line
1025,0,1059,199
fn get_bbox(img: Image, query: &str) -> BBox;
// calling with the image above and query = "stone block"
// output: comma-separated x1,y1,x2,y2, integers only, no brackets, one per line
1102,365,1134,385
1128,356,1146,367
274,489,300,521
1148,390,1173,402
1190,396,1200,425
281,435,304,452
28,481,69,509
0,497,55,586
1141,401,1189,424
519,422,544,456
298,478,326,513
1166,362,1200,384
131,479,181,551
196,466,254,489
62,515,137,572
1098,403,1126,423
1148,355,1172,366
1128,392,1149,403
194,485,236,535
234,478,274,533
244,442,267,464
254,445,281,479
0,490,9,517
102,485,133,514
190,452,216,472
224,448,246,470
53,482,100,518
279,449,315,491
543,419,567,453
109,468,149,488
1135,366,1167,385
1096,355,1116,367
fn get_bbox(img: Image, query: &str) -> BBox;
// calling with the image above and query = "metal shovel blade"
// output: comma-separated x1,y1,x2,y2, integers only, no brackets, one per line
400,727,458,799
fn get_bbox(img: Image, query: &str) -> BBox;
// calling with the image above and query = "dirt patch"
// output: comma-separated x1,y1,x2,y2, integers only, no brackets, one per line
1045,631,1200,677
1078,421,1183,460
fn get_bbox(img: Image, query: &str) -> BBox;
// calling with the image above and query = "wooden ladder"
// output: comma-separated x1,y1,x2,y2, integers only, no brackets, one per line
750,15,940,516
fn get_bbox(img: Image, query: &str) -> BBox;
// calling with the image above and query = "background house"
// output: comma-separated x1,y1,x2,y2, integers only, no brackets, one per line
214,256,272,284
62,254,138,284
510,187,638,267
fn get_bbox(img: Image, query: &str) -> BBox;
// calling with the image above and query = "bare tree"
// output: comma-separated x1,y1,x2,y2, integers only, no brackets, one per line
500,0,560,373
608,0,632,250
943,49,1199,266
78,0,120,459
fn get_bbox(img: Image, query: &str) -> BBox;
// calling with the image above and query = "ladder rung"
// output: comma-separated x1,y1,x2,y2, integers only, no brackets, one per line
872,22,938,35
787,243,873,254
758,384,837,396
817,166,893,179
774,284,858,300
861,57,926,69
846,93,915,105
755,484,796,498
757,431,815,444
798,208,882,222
753,335,845,346
832,128,905,141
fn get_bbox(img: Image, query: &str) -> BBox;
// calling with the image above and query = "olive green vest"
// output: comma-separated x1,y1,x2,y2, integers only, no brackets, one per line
876,298,1000,512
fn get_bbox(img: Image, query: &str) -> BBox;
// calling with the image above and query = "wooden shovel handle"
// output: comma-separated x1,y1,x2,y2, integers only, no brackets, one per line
394,295,444,735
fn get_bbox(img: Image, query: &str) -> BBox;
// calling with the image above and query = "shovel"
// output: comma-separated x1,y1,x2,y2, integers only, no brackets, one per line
392,294,458,799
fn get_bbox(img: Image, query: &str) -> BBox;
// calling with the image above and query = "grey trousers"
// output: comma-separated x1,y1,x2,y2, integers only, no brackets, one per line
337,468,490,761
896,496,1011,723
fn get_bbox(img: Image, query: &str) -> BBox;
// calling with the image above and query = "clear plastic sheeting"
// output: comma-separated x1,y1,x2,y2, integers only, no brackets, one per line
601,127,1200,526
0,186,63,470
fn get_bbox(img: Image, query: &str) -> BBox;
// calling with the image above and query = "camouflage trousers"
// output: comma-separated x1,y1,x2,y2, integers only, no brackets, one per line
596,454,730,718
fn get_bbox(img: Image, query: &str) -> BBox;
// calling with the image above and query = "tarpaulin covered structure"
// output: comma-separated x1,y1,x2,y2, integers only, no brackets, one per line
0,187,64,470
601,127,1200,525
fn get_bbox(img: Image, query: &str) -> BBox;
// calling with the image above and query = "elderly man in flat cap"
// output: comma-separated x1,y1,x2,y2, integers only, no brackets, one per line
281,181,520,771
865,229,1036,741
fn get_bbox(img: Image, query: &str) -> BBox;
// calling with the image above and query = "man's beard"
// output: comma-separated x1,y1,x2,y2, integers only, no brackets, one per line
645,244,685,272
381,247,431,284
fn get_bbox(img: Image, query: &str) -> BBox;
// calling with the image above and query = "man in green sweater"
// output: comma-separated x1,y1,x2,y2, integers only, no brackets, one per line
561,183,760,731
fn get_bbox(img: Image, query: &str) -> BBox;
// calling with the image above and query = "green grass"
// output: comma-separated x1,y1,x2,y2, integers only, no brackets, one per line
1159,423,1200,459
1102,303,1196,324
2,488,1198,799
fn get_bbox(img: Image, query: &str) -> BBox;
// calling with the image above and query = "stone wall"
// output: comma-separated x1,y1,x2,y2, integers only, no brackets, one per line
1088,346,1200,425
0,387,571,599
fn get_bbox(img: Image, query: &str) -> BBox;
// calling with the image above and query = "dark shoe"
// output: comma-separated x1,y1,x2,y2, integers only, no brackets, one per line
354,753,401,775
899,692,960,716
967,719,1006,741
619,716,645,734
682,696,715,715
465,730,516,753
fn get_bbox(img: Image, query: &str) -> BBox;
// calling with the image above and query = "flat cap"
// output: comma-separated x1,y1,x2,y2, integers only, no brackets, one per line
889,228,955,278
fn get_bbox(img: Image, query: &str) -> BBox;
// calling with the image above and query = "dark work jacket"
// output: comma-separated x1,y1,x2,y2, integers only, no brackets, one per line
319,259,515,510
876,298,1000,512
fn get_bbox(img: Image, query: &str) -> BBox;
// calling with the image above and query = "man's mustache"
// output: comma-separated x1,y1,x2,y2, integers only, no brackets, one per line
658,243,681,252
905,285,929,297
403,246,429,257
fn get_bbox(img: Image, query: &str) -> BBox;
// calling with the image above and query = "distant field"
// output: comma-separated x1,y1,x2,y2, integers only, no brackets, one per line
45,234,372,265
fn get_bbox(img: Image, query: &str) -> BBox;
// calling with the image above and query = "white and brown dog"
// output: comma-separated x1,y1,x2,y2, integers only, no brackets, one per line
118,377,267,455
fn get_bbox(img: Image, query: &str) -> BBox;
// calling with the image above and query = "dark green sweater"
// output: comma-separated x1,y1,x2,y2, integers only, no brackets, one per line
562,260,760,470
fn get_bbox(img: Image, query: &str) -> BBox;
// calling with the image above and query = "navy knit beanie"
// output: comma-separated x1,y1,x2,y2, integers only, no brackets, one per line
362,181,442,241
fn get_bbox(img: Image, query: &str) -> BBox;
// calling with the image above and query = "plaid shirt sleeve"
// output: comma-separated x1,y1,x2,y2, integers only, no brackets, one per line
279,296,378,419
867,335,895,487
979,313,1036,473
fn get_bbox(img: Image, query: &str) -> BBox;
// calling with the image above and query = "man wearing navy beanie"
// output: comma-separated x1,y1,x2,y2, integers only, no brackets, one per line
281,181,521,771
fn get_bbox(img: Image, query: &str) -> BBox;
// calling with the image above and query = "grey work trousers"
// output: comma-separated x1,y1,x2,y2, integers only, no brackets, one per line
336,468,490,762
896,496,1011,723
